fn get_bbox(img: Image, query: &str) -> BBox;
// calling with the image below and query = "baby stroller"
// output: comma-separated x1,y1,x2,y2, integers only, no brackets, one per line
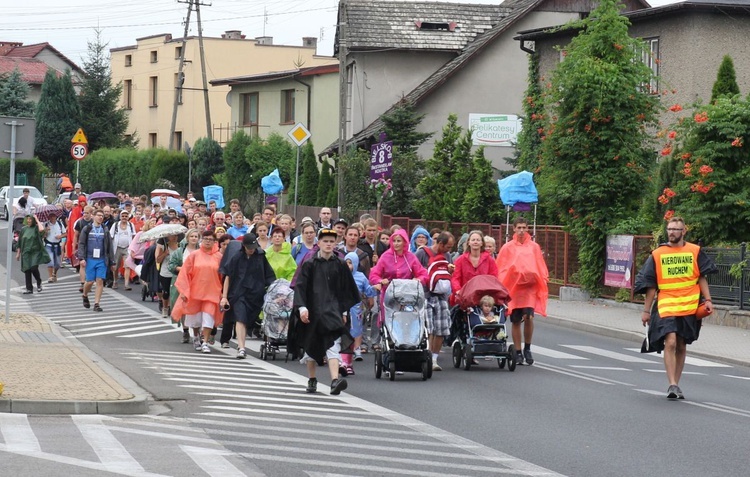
138,243,160,303
374,279,432,381
451,275,516,372
259,279,294,362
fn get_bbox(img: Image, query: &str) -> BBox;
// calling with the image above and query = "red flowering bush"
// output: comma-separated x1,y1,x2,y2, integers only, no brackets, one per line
654,95,750,242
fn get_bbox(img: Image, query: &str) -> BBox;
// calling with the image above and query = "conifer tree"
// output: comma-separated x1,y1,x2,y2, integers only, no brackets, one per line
711,55,740,102
298,141,319,205
0,67,35,117
380,101,433,153
223,131,254,205
317,159,333,206
35,69,82,171
192,137,224,187
78,30,132,149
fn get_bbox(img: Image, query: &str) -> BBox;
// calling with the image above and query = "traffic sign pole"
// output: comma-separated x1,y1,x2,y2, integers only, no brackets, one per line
287,123,311,220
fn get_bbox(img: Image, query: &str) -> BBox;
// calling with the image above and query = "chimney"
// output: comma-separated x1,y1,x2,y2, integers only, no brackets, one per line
0,41,23,56
302,37,318,53
222,30,246,40
255,36,273,45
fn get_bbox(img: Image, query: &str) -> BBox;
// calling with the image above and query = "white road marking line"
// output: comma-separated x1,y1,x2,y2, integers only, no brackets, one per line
72,415,146,474
642,369,706,375
703,402,750,417
75,323,170,338
682,401,750,418
562,345,653,363
155,371,290,384
192,413,417,434
624,348,731,367
202,405,391,424
181,385,341,402
120,328,180,337
206,421,462,450
64,317,155,328
0,442,170,477
143,363,279,377
242,453,531,477
181,445,257,477
191,391,354,408
532,345,590,360
568,366,630,371
634,389,664,396
721,374,750,381
0,414,41,452
164,377,301,392
190,416,429,442
204,399,371,415
536,362,633,386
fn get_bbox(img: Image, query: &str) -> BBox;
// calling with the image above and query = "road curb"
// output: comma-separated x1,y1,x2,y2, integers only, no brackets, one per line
0,396,149,415
545,314,750,369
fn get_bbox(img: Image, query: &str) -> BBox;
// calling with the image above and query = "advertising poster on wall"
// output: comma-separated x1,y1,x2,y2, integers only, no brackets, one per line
469,113,522,147
604,235,634,288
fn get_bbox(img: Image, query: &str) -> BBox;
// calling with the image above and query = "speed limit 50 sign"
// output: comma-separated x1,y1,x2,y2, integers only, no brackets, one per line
71,143,88,161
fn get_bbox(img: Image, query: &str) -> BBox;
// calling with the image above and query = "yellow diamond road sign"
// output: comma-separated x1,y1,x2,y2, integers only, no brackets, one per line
71,128,88,144
287,123,311,147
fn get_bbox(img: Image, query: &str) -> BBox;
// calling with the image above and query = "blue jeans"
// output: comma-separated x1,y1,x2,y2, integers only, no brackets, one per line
45,243,62,271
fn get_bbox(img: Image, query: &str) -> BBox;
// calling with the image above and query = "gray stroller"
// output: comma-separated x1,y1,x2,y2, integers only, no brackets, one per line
374,279,432,381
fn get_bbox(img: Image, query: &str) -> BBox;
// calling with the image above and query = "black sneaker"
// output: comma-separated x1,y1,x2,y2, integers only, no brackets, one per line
667,385,685,400
338,365,348,377
182,329,190,343
330,378,348,395
524,349,534,365
306,378,317,393
515,352,524,366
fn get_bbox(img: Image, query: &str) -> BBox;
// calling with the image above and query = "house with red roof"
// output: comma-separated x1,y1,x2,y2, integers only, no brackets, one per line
0,41,84,102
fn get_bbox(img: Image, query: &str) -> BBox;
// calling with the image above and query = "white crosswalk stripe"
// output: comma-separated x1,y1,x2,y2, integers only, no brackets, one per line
122,350,566,477
22,280,176,339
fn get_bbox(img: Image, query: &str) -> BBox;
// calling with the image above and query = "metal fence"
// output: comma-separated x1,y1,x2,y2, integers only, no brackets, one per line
280,205,750,308
703,244,750,309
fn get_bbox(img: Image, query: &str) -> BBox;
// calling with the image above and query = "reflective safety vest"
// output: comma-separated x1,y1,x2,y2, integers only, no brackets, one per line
653,242,701,317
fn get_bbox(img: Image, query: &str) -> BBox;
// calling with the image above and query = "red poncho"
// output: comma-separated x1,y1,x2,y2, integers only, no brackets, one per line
496,235,549,316
171,247,224,325
65,205,84,263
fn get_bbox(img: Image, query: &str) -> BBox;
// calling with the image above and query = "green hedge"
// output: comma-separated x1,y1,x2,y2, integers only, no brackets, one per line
77,148,189,196
0,159,50,188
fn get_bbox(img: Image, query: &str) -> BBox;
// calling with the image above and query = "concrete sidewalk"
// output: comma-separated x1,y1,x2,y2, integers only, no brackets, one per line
0,254,148,414
546,298,750,368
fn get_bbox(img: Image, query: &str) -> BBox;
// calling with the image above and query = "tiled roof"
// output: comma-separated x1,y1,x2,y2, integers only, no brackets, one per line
341,0,514,52
323,0,544,156
4,42,48,58
211,64,338,86
0,57,57,84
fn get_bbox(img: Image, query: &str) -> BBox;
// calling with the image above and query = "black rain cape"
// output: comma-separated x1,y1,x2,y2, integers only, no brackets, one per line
634,242,717,353
290,251,361,362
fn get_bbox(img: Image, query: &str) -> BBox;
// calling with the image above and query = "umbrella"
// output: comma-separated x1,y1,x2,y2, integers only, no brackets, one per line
88,191,118,201
150,188,180,198
34,204,64,222
138,224,187,243
151,196,183,212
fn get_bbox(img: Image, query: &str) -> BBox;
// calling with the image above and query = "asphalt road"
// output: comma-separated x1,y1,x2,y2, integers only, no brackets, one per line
3,221,750,477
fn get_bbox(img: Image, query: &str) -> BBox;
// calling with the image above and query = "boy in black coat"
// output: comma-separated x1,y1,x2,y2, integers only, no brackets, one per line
293,228,361,395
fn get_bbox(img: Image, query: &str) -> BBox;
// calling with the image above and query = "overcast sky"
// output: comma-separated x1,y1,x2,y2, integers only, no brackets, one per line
4,0,678,66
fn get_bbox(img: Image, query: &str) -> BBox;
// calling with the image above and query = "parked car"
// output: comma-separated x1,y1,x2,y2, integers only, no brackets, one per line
53,191,87,206
0,186,48,220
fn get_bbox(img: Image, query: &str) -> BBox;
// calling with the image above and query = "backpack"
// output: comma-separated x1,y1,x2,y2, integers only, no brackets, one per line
423,247,452,295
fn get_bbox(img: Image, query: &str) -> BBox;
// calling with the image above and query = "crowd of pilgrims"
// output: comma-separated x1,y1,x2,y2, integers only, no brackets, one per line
17,190,547,394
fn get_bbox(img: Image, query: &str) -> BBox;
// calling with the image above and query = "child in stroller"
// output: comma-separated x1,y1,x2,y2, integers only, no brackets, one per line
452,275,516,372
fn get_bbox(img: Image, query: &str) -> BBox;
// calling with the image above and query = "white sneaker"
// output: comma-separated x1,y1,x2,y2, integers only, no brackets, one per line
193,337,202,351
201,343,211,354
432,363,442,371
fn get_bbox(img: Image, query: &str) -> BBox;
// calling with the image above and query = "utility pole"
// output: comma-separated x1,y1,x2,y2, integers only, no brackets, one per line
336,2,348,215
169,0,193,150
195,0,212,140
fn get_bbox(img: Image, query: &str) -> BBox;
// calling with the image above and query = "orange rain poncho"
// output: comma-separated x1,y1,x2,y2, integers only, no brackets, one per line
171,246,224,325
496,234,549,316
